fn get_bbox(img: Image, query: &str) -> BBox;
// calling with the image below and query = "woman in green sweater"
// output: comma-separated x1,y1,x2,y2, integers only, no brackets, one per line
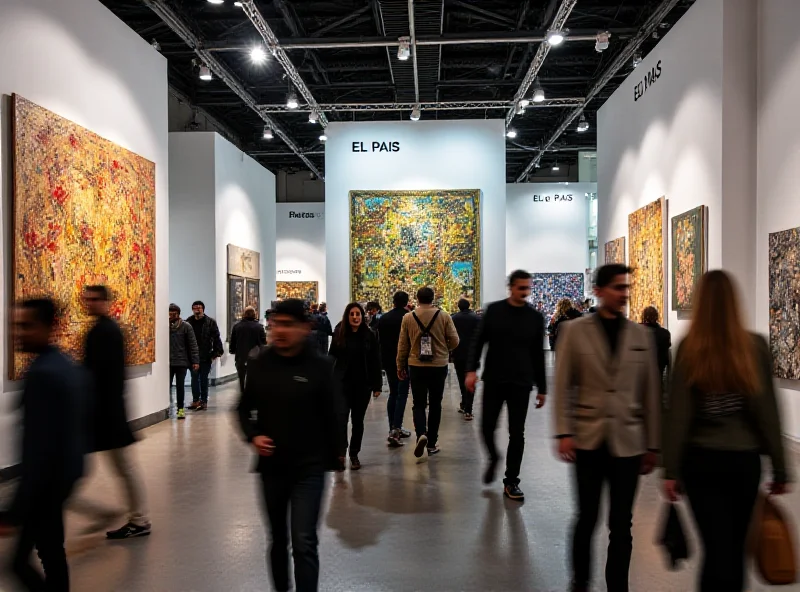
662,270,789,592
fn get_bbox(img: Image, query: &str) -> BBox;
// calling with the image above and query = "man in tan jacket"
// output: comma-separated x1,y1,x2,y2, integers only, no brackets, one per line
553,264,660,592
397,286,459,460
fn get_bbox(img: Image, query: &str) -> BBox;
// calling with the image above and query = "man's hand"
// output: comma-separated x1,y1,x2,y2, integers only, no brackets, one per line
465,372,478,393
252,435,275,457
558,437,576,463
192,364,200,371
640,451,658,475
663,479,681,502
535,394,546,409
398,367,408,381
372,391,381,398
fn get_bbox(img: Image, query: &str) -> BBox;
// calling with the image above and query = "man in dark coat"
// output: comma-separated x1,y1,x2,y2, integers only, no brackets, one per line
314,302,333,355
0,299,86,591
377,291,412,446
450,298,481,420
229,305,267,391
187,300,224,411
82,285,151,539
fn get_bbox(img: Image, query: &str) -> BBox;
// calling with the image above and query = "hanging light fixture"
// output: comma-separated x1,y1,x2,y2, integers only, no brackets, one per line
397,36,411,61
308,111,319,124
234,1,243,6
250,46,268,64
532,78,545,103
552,161,561,172
263,125,274,140
506,129,518,139
319,134,328,142
577,114,590,132
286,91,299,109
410,104,421,121
151,39,161,51
595,31,610,53
199,65,212,81
514,102,526,116
207,0,225,4
546,30,565,46
633,52,643,68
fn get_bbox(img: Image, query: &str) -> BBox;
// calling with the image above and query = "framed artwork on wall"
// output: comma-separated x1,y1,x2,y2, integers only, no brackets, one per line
228,275,245,340
11,94,156,379
768,227,800,379
276,281,319,305
529,273,585,320
227,244,260,280
628,197,666,325
245,279,260,315
671,205,707,311
604,237,626,264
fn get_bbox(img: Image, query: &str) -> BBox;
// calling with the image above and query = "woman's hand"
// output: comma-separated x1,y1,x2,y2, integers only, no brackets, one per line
663,479,681,502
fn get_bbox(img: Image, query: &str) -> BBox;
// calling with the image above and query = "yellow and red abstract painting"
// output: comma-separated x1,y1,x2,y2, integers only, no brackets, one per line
628,197,665,324
12,95,156,378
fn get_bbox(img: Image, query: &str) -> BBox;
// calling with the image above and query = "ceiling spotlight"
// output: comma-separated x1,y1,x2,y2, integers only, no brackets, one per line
552,162,560,172
633,52,643,68
652,30,660,40
514,101,525,115
595,31,610,52
532,78,545,103
397,36,411,61
151,39,161,51
263,125,273,140
577,114,590,132
546,30,565,46
286,91,299,109
234,0,243,5
207,0,225,4
410,104,421,121
519,98,530,108
506,129,518,139
308,111,319,124
250,46,267,64
319,134,328,142
199,65,212,81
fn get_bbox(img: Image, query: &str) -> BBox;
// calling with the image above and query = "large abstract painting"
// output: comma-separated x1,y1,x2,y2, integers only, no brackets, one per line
628,197,666,324
769,227,800,379
671,205,707,311
350,189,480,311
227,244,260,279
245,279,260,314
12,95,156,379
604,237,626,264
529,273,584,320
276,281,319,305
228,276,245,340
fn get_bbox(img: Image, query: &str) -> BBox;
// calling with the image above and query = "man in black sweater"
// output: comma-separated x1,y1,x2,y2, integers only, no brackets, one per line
229,306,267,391
466,270,548,501
450,298,481,420
377,291,412,446
0,299,86,591
187,300,224,411
237,299,338,592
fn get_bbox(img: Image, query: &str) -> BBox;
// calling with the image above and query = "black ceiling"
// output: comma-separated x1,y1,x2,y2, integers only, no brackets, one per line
99,0,694,181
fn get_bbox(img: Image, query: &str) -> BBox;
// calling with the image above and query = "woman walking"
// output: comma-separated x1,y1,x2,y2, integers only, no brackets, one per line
662,270,789,592
548,298,581,351
329,303,383,470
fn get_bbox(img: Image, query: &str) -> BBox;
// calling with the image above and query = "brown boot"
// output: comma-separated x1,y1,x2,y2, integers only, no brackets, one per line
188,401,201,410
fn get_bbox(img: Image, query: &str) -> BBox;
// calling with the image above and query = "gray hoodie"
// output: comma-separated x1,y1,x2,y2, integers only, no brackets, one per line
170,319,200,367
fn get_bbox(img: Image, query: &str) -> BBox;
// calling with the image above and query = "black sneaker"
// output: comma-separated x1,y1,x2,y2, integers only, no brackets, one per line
413,434,428,458
503,484,524,501
458,404,465,414
427,445,440,455
106,521,151,540
483,458,498,485
350,456,362,470
387,430,404,447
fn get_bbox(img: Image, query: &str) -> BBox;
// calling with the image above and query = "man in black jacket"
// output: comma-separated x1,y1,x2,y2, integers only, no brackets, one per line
0,299,86,591
451,298,481,420
187,300,224,411
237,299,338,592
82,285,151,539
466,270,548,501
229,306,267,391
377,291,412,446
314,302,333,355
641,306,671,378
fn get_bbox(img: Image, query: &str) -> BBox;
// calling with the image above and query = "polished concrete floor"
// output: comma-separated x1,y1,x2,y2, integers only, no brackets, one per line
1,356,799,591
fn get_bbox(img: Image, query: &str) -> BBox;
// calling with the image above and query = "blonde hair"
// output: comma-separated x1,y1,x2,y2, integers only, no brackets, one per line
555,298,573,318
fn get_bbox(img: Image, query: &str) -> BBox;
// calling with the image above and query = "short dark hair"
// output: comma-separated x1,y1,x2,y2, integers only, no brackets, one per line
594,264,633,288
416,287,434,305
457,298,470,312
319,302,327,313
642,306,660,325
272,299,308,323
84,285,110,301
366,301,381,312
508,269,532,286
169,303,181,314
192,301,205,310
393,291,410,308
21,298,58,327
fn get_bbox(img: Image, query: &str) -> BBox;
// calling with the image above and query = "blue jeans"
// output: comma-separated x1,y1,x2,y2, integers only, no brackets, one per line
385,366,409,430
191,361,212,403
260,471,325,592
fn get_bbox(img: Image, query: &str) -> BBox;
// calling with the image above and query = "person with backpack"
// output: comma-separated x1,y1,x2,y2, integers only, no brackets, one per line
397,287,459,461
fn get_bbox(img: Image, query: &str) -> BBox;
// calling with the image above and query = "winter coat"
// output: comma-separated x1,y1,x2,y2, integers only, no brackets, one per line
170,320,199,367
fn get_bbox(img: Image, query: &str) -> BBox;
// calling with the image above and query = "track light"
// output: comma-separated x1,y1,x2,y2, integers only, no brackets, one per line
207,0,224,4
397,36,411,61
552,162,560,172
308,111,319,124
319,134,328,142
199,65,212,81
410,105,421,121
151,39,161,51
532,79,545,103
263,125,273,140
546,30,565,46
633,53,643,68
577,114,589,132
250,46,267,64
519,98,530,108
515,102,526,116
595,31,610,52
286,91,299,109
506,129,517,139
234,1,243,5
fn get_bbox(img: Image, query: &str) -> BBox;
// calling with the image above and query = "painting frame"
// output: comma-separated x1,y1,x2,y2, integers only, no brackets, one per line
245,279,260,315
768,227,800,379
228,275,245,340
227,244,260,280
671,205,707,311
628,196,667,326
604,237,626,265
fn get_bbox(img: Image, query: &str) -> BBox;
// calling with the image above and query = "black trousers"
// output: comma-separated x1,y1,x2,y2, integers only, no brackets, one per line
12,493,70,592
683,447,761,592
338,382,371,457
235,361,248,392
453,361,473,414
481,382,531,485
260,471,325,592
572,442,642,592
409,365,448,446
169,366,188,409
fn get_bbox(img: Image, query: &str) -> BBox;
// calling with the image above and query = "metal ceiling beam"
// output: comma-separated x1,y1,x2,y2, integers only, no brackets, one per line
271,0,329,85
448,0,516,27
515,0,682,181
311,5,373,37
408,0,420,104
140,0,323,179
255,98,584,113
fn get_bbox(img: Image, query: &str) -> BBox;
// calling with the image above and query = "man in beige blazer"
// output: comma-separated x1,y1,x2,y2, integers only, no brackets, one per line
553,264,660,592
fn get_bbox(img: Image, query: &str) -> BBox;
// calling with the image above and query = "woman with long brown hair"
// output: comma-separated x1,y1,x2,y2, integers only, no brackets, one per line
328,302,382,470
662,270,789,591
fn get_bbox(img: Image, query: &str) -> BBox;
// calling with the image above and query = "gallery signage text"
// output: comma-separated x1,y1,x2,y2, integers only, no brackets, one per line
533,194,573,203
352,141,400,153
633,60,662,102
277,269,302,275
288,211,324,219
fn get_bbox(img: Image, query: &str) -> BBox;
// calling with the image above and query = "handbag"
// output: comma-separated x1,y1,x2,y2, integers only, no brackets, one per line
657,502,691,570
752,493,797,585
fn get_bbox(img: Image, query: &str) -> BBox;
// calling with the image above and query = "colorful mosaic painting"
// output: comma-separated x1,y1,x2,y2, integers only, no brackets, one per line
628,197,665,323
276,281,319,305
12,95,156,379
245,279,260,314
769,227,800,379
529,273,584,320
604,237,626,264
671,206,706,311
350,189,480,312
228,276,245,340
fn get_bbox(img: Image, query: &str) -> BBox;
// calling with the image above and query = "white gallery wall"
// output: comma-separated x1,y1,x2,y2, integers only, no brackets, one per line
325,120,506,316
0,0,169,468
275,203,326,301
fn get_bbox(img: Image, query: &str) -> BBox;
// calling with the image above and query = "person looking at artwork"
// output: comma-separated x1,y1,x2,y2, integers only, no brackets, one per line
169,304,199,419
451,298,480,421
378,291,412,447
186,301,224,411
328,302,383,470
662,270,789,592
553,264,660,592
236,299,339,592
549,298,582,351
0,299,86,592
464,270,547,501
397,287,460,461
230,306,267,392
82,285,151,540
640,306,671,379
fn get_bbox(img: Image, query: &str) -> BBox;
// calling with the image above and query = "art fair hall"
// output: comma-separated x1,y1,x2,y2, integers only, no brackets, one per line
0,0,799,591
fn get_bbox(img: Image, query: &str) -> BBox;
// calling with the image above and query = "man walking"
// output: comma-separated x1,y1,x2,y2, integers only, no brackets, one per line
397,287,459,460
378,291,412,446
553,264,660,592
0,299,85,591
82,285,151,539
229,305,267,391
170,304,199,419
366,301,382,332
465,270,548,501
314,302,333,355
450,298,480,421
237,299,338,592
187,300,224,411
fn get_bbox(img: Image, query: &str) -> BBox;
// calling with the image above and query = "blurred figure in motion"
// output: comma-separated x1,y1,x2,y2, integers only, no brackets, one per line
229,306,267,392
0,299,86,591
187,301,224,411
640,306,671,380
169,304,199,420
82,285,151,539
450,298,480,421
237,299,338,592
378,291,412,446
662,270,789,592
549,298,582,352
